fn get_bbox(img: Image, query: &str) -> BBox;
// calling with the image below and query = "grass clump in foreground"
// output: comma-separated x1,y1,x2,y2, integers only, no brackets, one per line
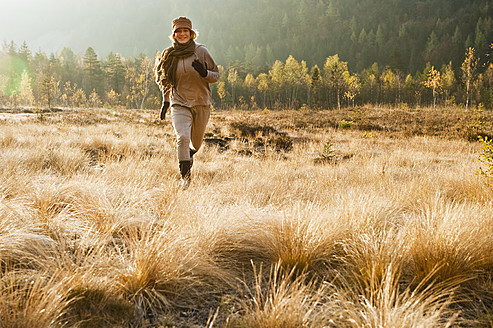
0,106,492,327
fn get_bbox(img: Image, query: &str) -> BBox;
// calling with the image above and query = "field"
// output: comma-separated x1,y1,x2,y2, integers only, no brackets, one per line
0,105,492,327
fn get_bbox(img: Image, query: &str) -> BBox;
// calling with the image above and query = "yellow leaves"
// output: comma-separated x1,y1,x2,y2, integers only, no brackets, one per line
424,66,442,90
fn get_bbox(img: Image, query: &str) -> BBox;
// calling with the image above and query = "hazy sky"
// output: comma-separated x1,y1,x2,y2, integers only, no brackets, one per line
0,0,197,56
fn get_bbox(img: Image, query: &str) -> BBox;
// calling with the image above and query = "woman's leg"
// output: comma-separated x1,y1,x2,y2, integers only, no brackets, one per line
170,104,193,161
171,105,193,187
189,105,211,152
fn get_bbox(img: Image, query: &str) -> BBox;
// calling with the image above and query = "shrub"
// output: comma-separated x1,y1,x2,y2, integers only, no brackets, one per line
478,136,493,184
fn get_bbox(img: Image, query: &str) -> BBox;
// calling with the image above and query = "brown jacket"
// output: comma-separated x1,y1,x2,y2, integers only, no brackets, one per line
164,43,219,108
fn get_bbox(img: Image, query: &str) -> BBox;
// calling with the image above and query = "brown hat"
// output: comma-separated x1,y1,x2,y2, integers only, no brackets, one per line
172,17,192,33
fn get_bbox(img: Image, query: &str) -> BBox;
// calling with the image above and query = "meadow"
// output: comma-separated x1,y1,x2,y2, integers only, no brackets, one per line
0,105,492,327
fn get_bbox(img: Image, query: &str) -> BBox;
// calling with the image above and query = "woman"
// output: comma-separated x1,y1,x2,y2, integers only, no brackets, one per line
154,16,220,188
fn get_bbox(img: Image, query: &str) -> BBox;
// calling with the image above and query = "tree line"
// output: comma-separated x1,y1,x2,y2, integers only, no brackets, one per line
0,41,491,111
216,45,492,110
0,42,161,110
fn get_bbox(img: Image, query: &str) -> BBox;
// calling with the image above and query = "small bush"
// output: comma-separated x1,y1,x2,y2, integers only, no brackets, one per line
339,120,352,129
478,136,493,184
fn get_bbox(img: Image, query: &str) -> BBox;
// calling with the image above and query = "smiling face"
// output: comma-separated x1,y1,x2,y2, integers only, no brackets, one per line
174,28,191,44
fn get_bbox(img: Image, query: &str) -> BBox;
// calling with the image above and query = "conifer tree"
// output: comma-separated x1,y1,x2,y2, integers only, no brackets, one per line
40,72,59,109
310,65,322,107
106,52,125,94
83,47,102,95
18,41,32,64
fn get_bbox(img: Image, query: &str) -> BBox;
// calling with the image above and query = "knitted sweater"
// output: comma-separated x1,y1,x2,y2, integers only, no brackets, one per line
163,43,219,108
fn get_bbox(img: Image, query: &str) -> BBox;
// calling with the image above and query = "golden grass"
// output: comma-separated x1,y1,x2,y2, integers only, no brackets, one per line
0,107,492,327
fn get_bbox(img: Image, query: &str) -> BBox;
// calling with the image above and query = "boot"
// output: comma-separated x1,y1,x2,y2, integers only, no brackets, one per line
189,148,197,168
179,160,192,189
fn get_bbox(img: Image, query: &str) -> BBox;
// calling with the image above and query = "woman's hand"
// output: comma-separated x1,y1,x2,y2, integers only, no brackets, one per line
192,59,208,77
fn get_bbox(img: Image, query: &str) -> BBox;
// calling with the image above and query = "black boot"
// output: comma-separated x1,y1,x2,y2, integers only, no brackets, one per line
179,160,192,189
189,148,197,168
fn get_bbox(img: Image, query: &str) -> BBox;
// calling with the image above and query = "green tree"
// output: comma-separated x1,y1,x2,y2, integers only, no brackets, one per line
269,60,284,106
83,47,102,95
323,54,348,109
243,73,257,105
310,65,322,107
256,73,269,108
343,71,361,107
283,55,309,108
40,72,59,109
105,52,126,95
59,47,81,88
441,62,456,105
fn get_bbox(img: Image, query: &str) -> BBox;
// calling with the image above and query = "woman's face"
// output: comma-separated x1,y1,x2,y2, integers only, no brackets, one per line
174,28,191,44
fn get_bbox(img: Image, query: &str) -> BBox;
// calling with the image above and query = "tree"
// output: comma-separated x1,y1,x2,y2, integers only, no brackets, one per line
19,70,34,107
269,60,284,106
227,67,239,105
18,41,32,64
59,47,81,87
441,62,456,105
382,68,396,104
72,88,87,108
283,55,309,108
105,89,121,108
461,47,478,110
424,66,442,108
482,63,493,109
323,54,348,109
343,71,361,107
105,52,126,94
89,89,102,108
310,65,322,107
83,47,102,95
138,56,152,109
216,81,226,108
40,72,59,109
243,73,257,106
126,56,153,109
60,81,76,107
256,73,269,108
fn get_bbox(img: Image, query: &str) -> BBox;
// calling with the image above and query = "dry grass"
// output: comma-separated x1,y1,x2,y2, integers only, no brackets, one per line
0,106,492,327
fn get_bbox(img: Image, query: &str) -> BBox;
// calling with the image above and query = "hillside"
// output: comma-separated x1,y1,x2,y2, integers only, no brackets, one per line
2,0,492,73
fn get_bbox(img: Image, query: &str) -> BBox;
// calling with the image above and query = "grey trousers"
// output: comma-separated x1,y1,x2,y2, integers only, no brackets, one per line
170,104,211,161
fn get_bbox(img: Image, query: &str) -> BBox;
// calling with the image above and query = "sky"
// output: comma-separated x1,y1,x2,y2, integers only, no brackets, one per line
0,0,195,57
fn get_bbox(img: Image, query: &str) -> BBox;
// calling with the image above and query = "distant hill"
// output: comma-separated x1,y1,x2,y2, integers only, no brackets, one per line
2,0,492,73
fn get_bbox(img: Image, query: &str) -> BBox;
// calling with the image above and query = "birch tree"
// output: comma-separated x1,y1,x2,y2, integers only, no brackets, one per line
461,47,478,110
424,66,442,108
323,54,348,109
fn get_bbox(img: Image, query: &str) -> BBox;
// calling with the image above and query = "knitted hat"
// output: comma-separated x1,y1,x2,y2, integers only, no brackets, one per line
172,17,192,33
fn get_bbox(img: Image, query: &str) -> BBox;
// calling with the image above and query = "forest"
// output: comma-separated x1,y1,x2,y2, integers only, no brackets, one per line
0,0,492,110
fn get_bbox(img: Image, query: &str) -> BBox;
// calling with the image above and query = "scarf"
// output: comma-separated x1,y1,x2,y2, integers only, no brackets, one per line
155,40,196,93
